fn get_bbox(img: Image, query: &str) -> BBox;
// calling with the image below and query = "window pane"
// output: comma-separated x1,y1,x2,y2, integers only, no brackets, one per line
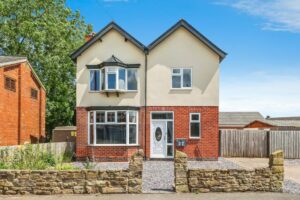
119,68,126,90
191,114,199,121
117,111,126,123
167,145,173,156
90,70,100,91
96,111,105,123
89,125,94,144
152,113,173,120
167,121,173,143
108,73,116,89
183,69,191,87
101,69,105,90
172,69,180,74
96,125,126,144
107,112,115,122
127,69,137,90
172,75,181,88
191,122,200,137
129,124,137,144
129,111,137,123
89,112,94,123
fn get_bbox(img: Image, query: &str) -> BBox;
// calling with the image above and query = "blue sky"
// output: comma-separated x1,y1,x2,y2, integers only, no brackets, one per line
67,0,300,117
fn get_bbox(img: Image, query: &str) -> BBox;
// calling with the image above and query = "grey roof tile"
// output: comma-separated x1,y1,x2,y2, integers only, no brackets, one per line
219,112,264,126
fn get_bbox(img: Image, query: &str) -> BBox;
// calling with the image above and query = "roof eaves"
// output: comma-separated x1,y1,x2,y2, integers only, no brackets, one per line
70,21,146,61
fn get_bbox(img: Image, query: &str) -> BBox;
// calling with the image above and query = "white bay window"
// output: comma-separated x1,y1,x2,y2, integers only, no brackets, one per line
88,110,138,145
90,67,137,92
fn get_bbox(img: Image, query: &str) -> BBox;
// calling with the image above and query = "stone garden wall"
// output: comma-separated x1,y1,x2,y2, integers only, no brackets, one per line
175,150,284,193
0,150,143,195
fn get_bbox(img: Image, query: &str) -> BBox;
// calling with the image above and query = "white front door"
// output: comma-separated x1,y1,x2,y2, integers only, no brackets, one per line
151,121,167,158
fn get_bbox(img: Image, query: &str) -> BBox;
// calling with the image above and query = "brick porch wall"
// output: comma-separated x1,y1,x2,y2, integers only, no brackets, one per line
76,106,218,161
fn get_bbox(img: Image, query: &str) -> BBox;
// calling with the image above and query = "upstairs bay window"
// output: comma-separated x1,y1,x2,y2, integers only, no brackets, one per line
88,110,138,145
90,67,137,92
172,68,192,89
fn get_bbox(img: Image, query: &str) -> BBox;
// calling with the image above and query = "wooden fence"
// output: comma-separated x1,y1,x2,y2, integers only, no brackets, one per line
0,142,75,158
220,130,300,158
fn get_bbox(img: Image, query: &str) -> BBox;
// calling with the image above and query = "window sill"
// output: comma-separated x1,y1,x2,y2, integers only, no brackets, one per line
88,144,140,147
170,88,192,91
189,137,201,140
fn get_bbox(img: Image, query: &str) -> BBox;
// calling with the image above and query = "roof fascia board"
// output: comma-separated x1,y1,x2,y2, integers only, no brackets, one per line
70,22,146,61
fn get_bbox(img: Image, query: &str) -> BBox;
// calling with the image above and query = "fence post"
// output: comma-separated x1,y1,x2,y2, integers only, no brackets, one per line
267,131,270,156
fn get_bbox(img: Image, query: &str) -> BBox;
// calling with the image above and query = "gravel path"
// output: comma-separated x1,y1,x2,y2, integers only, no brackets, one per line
142,161,174,193
188,158,242,169
142,159,241,193
284,179,300,194
73,162,128,170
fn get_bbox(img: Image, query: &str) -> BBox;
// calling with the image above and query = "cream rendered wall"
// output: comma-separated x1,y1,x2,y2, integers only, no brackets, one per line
76,29,145,107
147,27,220,106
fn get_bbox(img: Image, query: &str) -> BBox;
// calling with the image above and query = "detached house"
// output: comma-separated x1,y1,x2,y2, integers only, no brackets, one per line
71,19,226,161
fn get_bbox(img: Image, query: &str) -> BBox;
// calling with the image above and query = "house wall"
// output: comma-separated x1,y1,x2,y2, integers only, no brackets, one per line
76,29,145,107
0,62,46,146
147,27,219,106
145,106,219,160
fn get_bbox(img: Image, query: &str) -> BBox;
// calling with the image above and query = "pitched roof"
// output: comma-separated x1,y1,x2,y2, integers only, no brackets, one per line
53,126,77,131
147,19,227,61
264,120,300,127
0,56,45,90
267,116,300,120
71,19,227,62
70,21,146,61
219,112,265,127
0,56,27,67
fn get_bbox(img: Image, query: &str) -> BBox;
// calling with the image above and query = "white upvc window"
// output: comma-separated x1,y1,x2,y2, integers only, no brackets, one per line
90,67,137,92
88,110,138,146
171,68,192,89
189,113,201,138
89,70,100,91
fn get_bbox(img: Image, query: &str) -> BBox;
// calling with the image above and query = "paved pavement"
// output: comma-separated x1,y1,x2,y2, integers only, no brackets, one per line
0,193,299,200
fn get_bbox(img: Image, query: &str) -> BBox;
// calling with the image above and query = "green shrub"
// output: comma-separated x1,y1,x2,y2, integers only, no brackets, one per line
0,144,77,170
82,157,96,169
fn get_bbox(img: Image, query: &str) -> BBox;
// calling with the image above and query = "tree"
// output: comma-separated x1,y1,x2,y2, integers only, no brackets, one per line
0,0,92,139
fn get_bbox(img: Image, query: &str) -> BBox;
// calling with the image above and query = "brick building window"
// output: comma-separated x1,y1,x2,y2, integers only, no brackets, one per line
190,113,200,138
88,110,138,145
4,76,16,92
31,88,38,99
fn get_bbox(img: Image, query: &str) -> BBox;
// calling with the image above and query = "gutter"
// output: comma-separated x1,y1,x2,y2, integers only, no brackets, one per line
144,49,148,160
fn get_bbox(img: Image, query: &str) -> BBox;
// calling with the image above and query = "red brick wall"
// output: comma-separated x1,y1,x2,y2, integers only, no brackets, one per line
0,62,46,146
145,106,219,160
76,106,218,161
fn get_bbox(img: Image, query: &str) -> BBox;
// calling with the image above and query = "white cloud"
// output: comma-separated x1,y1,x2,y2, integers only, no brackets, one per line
220,70,300,117
215,0,300,33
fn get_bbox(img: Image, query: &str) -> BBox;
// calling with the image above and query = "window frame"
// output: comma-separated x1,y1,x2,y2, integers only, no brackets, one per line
4,76,16,92
88,110,139,146
90,67,138,92
89,69,101,92
189,113,201,139
171,68,192,89
30,88,38,100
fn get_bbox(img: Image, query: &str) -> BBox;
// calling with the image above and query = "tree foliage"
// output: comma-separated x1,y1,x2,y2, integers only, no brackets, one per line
0,0,92,139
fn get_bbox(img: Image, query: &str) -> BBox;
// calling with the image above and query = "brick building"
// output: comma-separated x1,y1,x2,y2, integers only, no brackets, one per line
0,56,46,146
71,20,226,161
